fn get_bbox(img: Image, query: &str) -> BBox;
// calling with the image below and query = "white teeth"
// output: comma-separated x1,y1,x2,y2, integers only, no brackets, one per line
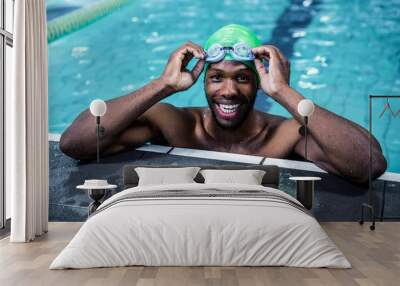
220,104,239,109
218,103,240,114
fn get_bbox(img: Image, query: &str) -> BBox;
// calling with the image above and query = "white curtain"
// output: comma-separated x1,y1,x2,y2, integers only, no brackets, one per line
7,0,49,242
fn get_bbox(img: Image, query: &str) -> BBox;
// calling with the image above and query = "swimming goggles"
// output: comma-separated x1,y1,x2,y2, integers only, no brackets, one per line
205,42,255,62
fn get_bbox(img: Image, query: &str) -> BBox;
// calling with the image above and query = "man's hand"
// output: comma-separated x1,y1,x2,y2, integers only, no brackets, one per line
252,45,290,97
159,41,206,92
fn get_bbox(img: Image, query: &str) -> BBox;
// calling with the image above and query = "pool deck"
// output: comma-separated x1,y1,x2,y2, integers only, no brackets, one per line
49,137,400,222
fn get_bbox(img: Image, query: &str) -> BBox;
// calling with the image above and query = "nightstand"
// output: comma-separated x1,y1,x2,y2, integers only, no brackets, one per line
289,177,321,210
77,180,117,215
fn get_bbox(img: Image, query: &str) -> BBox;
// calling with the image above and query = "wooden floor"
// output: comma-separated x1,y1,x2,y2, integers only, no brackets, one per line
0,222,399,286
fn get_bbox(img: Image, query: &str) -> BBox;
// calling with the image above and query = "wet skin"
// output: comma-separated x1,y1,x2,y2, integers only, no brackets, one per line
60,42,387,184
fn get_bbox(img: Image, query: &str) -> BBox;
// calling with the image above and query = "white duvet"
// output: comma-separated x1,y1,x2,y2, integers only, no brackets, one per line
50,183,351,269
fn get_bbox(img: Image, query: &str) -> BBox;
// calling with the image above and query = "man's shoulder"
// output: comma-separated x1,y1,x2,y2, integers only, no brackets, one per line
180,106,208,118
142,103,199,128
153,103,205,113
181,106,207,111
255,110,288,126
255,111,301,133
148,103,200,117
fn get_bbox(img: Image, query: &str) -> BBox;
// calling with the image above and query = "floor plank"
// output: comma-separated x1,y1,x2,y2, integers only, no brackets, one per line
0,222,399,286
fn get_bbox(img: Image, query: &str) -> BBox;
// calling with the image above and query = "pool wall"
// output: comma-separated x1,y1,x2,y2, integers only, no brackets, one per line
49,139,400,222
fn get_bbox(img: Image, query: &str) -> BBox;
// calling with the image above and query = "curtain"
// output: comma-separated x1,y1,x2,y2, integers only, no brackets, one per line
7,0,49,242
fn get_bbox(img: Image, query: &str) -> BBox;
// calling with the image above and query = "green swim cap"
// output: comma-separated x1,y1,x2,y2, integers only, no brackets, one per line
204,24,261,76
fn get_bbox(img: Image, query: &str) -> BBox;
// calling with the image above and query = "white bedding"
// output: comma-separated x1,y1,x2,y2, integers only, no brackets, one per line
50,183,351,269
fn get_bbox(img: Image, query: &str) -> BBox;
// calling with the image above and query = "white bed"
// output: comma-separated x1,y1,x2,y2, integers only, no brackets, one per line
50,183,351,269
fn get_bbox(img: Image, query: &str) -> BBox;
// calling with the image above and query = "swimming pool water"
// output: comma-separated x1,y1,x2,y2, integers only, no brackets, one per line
47,0,400,173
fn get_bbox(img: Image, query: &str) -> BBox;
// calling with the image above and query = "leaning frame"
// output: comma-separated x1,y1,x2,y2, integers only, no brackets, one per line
360,95,400,230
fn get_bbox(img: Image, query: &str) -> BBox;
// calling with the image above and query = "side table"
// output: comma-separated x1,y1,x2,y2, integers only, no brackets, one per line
77,181,117,215
289,176,321,210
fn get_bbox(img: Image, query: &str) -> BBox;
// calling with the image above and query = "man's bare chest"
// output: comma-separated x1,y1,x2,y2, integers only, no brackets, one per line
185,125,299,158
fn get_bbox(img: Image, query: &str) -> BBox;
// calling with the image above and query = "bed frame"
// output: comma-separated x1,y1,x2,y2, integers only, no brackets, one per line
123,164,280,189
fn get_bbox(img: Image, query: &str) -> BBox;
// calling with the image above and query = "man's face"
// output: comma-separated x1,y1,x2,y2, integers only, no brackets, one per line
204,61,258,129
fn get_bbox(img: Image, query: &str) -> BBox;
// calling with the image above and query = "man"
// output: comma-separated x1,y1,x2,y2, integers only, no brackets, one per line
60,24,387,184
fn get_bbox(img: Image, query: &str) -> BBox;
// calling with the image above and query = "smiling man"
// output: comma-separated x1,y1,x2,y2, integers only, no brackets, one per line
60,24,387,184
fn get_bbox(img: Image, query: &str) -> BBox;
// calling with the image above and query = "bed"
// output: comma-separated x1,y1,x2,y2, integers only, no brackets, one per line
50,164,351,269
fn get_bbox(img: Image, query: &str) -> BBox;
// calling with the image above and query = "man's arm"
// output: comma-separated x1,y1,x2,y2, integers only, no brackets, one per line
59,80,174,160
60,42,206,160
252,45,387,184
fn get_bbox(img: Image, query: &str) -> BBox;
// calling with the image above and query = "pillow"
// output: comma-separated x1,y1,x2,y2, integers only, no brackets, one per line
135,167,201,186
200,169,266,185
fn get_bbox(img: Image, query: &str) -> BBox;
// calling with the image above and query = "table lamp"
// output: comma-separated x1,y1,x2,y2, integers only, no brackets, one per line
89,99,107,163
297,99,315,161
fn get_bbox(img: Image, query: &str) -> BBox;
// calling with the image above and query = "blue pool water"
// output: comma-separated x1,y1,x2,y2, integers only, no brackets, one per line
47,0,400,173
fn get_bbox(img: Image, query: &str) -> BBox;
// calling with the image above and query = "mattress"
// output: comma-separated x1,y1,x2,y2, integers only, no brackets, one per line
50,183,351,269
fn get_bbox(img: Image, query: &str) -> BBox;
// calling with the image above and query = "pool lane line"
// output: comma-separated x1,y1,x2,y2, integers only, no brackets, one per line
47,0,130,43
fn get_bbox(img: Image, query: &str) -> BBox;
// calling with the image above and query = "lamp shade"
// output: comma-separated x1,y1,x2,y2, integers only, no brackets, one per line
90,99,107,117
297,99,315,117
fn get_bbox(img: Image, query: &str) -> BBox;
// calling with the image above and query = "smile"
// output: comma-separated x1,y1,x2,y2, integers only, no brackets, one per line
215,103,241,118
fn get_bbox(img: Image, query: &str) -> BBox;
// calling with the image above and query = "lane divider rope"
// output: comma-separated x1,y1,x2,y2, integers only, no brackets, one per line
47,0,130,43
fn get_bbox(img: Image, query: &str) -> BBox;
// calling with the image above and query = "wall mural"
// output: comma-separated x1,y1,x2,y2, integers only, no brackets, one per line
46,0,400,221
